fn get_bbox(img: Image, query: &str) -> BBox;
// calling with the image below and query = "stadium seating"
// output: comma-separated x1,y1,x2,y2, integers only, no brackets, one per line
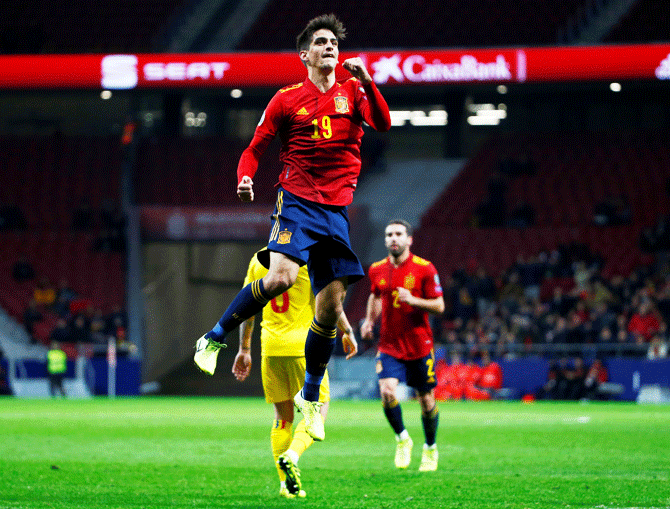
237,0,586,50
345,129,668,327
604,0,670,43
0,135,121,229
134,135,281,206
0,0,185,54
0,135,126,345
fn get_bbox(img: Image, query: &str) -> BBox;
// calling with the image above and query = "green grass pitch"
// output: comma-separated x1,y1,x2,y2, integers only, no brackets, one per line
1,397,669,509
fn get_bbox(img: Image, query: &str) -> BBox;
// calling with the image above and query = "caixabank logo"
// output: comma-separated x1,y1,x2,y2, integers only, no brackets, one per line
101,55,231,89
370,52,517,85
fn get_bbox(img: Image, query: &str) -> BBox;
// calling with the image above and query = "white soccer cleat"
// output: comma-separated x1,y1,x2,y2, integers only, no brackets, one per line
394,435,413,469
419,443,438,472
293,391,325,441
193,335,225,376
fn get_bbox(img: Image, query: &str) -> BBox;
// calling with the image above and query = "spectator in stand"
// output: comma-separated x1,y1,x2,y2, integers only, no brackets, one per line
647,333,668,360
589,301,617,342
69,314,91,344
536,359,560,400
564,357,586,400
49,318,71,344
565,309,588,347
545,315,568,344
596,327,617,357
473,266,496,318
90,309,108,343
54,279,77,318
628,300,662,342
33,277,56,310
453,286,477,326
549,286,577,317
12,255,35,282
582,358,609,400
499,271,524,314
552,357,572,400
614,328,637,357
105,305,127,339
23,298,43,344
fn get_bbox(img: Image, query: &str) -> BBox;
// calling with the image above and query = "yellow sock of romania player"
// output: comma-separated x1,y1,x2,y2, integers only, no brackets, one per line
288,419,314,460
271,420,292,481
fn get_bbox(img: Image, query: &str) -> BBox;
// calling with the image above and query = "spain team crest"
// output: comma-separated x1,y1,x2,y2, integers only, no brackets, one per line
403,273,416,291
277,230,292,244
334,95,349,113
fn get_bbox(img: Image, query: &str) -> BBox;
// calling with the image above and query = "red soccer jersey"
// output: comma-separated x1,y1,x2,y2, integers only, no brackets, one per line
237,77,391,206
369,253,443,360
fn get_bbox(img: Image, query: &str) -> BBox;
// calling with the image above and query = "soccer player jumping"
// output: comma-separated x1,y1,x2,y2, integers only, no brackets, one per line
361,220,445,472
194,13,391,443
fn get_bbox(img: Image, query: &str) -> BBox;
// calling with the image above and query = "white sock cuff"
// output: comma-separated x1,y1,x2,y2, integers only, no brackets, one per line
286,449,300,465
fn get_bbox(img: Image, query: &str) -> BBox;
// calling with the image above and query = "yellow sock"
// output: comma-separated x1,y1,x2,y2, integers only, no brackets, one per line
288,419,314,459
271,419,292,482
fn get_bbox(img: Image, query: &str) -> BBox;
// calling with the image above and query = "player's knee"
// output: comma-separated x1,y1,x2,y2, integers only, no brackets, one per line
315,300,343,326
380,386,396,403
263,271,296,296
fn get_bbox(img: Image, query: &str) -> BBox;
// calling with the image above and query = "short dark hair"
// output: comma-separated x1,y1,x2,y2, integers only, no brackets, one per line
296,13,346,52
386,219,413,237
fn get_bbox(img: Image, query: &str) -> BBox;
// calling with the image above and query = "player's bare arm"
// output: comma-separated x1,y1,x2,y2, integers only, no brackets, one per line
396,287,445,315
342,57,373,84
232,316,254,381
361,293,382,340
237,175,254,202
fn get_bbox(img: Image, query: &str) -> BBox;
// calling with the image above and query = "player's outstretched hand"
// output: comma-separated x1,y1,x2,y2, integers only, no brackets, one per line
232,351,252,381
342,57,372,84
237,175,254,202
360,319,374,341
342,332,358,360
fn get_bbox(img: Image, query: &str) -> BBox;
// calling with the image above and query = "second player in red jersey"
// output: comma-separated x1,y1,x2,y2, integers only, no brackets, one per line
366,233,443,361
361,219,445,472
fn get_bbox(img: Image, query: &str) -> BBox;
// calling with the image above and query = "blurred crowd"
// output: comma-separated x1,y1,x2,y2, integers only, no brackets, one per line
12,255,130,355
434,242,669,362
427,241,669,400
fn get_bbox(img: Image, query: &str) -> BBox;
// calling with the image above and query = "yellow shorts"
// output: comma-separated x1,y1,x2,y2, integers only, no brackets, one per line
261,356,330,404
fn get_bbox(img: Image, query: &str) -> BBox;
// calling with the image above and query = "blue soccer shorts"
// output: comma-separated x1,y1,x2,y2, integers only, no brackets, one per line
263,187,365,295
375,350,438,393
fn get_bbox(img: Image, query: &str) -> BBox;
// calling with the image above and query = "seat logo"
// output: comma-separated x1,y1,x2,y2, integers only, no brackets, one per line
101,55,138,90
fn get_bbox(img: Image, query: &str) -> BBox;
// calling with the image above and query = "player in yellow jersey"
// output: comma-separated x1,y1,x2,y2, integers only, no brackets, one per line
232,250,358,499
